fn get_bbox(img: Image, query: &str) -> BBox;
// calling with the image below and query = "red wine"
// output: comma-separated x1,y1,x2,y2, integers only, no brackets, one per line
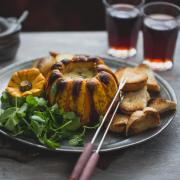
106,4,141,50
143,14,178,63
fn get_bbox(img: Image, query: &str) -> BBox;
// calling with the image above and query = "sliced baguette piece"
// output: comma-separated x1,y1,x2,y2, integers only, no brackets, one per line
137,64,160,92
115,67,148,91
148,98,176,114
110,113,129,133
120,86,150,114
126,107,160,136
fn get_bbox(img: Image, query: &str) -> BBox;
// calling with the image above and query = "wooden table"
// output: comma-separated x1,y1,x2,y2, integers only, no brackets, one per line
0,32,180,180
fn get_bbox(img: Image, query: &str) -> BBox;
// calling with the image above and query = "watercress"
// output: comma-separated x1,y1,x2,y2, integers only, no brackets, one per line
0,91,100,149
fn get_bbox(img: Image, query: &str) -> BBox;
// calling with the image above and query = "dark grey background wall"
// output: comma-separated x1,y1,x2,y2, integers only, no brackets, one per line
0,0,179,31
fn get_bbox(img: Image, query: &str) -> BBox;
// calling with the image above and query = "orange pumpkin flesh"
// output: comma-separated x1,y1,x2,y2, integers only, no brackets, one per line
46,55,118,125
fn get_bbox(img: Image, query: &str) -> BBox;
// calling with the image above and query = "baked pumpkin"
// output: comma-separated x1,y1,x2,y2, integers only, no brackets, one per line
7,68,46,97
46,55,118,125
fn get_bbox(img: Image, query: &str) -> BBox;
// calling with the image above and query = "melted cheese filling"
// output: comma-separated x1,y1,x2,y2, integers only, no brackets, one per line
63,68,96,80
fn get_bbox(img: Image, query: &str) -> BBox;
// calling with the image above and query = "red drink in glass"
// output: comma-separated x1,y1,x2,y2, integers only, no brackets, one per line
107,4,141,56
103,0,143,59
142,2,180,71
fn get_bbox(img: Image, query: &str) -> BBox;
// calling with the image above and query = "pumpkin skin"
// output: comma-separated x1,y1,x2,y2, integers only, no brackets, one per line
6,68,46,97
46,55,118,125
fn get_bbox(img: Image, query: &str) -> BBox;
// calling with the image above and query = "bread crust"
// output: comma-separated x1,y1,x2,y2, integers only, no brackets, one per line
137,64,160,92
115,64,161,92
110,113,129,133
115,67,148,92
126,107,160,136
120,86,150,114
148,98,176,113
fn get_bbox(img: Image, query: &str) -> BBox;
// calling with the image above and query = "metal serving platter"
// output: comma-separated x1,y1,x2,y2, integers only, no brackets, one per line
0,58,177,152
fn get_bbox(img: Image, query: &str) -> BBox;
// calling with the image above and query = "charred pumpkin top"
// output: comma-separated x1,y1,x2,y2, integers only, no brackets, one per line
46,55,119,125
47,55,118,88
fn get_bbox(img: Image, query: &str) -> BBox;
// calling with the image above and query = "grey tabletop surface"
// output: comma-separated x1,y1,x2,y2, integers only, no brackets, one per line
0,31,180,180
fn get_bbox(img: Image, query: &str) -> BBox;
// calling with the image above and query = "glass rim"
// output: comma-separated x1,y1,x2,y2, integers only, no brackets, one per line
102,0,145,8
142,1,180,21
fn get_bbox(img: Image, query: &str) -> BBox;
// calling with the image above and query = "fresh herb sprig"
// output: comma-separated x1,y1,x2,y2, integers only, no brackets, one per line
0,91,100,149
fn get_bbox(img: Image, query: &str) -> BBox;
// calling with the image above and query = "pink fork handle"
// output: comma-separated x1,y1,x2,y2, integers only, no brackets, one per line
69,143,93,180
79,152,100,180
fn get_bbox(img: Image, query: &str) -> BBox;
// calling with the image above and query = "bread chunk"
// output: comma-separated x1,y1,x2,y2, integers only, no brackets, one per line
126,107,160,136
110,113,129,133
148,98,176,113
137,64,160,92
115,67,148,92
120,86,150,114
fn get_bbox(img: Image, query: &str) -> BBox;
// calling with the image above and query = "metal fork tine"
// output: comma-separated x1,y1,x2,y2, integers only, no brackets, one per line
69,77,126,180
91,77,126,144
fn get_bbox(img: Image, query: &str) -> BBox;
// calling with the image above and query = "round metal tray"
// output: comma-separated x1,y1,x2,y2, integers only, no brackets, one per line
0,58,177,152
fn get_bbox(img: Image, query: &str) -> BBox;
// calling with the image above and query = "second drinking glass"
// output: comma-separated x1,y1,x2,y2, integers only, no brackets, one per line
103,0,144,59
142,2,180,71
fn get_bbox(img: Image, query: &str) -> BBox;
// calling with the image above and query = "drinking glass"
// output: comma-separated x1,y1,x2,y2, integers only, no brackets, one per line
103,0,144,59
142,2,180,71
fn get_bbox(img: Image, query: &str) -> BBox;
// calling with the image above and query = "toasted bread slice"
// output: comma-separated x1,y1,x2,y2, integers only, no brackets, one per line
126,107,160,136
137,64,160,92
148,98,176,114
110,113,129,133
115,67,148,91
120,86,150,114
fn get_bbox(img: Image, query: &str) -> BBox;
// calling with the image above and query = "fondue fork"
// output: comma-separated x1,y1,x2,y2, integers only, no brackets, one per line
69,78,126,180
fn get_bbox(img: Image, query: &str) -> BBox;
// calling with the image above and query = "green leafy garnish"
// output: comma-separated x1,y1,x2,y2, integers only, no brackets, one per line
1,91,11,109
69,134,84,146
0,107,20,132
0,91,100,149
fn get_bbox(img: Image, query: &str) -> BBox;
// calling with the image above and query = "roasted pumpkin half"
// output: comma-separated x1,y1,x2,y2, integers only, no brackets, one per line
7,68,46,97
46,55,119,125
